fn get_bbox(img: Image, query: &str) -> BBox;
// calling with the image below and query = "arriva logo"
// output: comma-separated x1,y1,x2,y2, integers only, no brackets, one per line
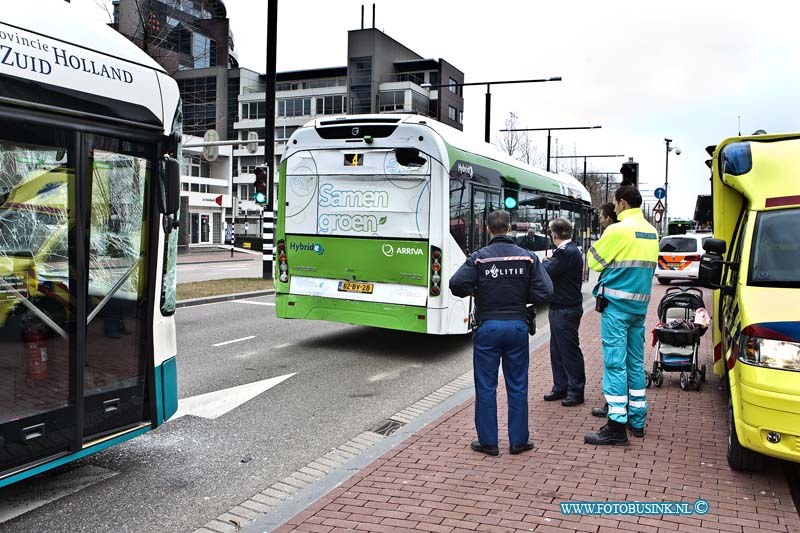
382,244,423,257
289,242,324,255
457,163,474,178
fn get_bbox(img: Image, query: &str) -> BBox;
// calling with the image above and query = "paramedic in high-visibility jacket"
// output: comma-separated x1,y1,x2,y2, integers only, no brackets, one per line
584,185,659,445
450,210,553,456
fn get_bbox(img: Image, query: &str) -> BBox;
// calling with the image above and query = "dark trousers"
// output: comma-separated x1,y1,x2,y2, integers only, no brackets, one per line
548,305,586,398
473,319,530,447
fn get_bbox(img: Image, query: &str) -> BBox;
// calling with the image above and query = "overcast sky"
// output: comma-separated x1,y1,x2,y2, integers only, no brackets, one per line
76,0,800,219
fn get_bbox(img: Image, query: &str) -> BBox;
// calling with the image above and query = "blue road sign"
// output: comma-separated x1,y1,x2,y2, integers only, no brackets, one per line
654,187,666,199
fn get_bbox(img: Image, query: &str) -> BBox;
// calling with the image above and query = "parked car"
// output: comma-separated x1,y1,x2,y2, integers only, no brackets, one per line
656,232,711,285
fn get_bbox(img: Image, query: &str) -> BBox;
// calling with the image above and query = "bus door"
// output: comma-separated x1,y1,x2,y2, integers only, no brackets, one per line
0,120,153,475
470,186,501,251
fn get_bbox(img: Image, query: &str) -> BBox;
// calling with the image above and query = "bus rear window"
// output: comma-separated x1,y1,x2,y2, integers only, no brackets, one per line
749,208,800,287
659,237,697,253
283,149,435,239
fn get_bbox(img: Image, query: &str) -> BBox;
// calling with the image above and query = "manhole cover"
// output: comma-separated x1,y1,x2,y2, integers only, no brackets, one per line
369,419,405,436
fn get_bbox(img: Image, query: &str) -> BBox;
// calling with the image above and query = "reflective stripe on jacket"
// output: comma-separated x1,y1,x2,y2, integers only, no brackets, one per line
588,208,658,314
449,235,553,322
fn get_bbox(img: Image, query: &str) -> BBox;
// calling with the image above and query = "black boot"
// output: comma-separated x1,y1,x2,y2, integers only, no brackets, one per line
470,439,499,456
627,422,644,438
584,420,629,445
591,402,608,417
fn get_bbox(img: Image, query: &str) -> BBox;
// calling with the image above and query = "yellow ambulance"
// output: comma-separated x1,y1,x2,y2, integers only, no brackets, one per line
700,132,800,470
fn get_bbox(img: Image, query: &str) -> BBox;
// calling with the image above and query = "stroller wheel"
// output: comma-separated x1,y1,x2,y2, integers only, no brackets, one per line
653,369,664,387
679,371,689,391
700,364,707,382
692,369,702,391
645,372,652,388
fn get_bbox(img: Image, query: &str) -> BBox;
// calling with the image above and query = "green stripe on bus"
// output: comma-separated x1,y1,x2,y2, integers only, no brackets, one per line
276,294,427,333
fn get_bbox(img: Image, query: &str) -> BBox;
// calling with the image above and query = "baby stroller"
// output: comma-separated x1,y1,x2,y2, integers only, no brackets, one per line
646,287,708,391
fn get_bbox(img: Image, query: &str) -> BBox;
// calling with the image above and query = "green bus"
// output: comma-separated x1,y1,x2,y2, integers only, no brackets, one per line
667,219,696,235
275,114,592,334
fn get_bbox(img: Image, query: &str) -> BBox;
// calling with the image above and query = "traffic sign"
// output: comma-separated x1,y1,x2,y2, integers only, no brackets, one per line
654,187,666,200
203,129,219,161
653,211,663,223
652,199,664,213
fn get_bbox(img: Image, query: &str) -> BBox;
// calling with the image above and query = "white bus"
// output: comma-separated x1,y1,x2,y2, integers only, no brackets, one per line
0,3,182,487
275,114,592,334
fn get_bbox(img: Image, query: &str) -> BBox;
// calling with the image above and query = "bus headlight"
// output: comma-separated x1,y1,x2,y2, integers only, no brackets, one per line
741,336,800,371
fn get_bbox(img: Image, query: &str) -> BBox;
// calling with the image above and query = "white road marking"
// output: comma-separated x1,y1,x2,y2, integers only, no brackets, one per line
368,364,422,383
274,342,294,349
173,373,296,420
0,465,117,523
212,335,256,347
233,300,276,306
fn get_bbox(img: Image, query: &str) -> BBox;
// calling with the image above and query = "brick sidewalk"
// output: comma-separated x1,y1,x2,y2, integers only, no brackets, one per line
277,283,800,533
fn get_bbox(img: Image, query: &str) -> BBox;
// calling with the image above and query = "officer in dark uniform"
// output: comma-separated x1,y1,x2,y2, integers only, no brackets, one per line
450,210,553,456
542,218,586,406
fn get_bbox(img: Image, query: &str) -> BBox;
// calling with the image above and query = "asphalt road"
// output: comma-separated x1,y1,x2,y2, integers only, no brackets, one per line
0,267,601,533
0,295,485,533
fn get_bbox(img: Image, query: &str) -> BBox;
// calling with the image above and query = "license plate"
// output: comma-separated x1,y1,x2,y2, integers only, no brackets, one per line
338,281,374,294
667,262,682,268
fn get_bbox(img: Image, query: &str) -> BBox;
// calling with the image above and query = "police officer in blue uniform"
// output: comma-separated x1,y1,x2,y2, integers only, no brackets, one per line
450,210,553,456
542,217,586,406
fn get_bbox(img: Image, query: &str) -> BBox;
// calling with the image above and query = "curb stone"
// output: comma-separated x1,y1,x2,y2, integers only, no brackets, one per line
176,290,275,308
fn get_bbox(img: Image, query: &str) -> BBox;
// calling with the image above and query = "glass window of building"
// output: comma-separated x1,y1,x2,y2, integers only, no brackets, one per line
304,79,346,89
182,154,209,178
411,91,430,116
276,82,299,91
277,98,311,117
241,101,267,120
315,95,346,115
177,77,217,136
349,57,372,114
275,125,299,140
379,91,405,112
448,77,461,96
448,105,456,121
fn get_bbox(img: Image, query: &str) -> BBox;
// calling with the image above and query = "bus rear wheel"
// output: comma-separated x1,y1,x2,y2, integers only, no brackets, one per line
727,399,766,471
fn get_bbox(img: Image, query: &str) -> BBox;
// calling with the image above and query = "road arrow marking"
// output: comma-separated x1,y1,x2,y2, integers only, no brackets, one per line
173,373,295,420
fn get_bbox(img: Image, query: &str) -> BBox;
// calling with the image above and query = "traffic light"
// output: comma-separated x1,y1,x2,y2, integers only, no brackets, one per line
620,160,639,188
253,165,268,204
504,188,519,210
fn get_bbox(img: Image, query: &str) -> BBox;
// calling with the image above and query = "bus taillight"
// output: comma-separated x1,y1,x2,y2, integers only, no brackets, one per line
278,239,288,282
430,246,442,296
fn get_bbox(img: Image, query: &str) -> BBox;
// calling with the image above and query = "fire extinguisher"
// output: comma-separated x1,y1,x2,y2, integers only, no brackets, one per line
26,327,48,381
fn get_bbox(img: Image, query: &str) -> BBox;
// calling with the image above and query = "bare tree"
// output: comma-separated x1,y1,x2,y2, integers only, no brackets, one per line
95,0,114,23
112,0,227,134
496,112,522,157
517,131,545,168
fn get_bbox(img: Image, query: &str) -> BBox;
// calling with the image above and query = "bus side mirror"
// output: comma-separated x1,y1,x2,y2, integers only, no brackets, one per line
159,155,181,216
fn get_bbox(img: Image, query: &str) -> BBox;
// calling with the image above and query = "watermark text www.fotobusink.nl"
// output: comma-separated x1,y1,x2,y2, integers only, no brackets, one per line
560,499,710,516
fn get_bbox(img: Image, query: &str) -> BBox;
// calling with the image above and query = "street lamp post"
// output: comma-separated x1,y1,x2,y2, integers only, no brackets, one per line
664,138,681,234
421,77,562,143
551,154,625,185
499,125,602,172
